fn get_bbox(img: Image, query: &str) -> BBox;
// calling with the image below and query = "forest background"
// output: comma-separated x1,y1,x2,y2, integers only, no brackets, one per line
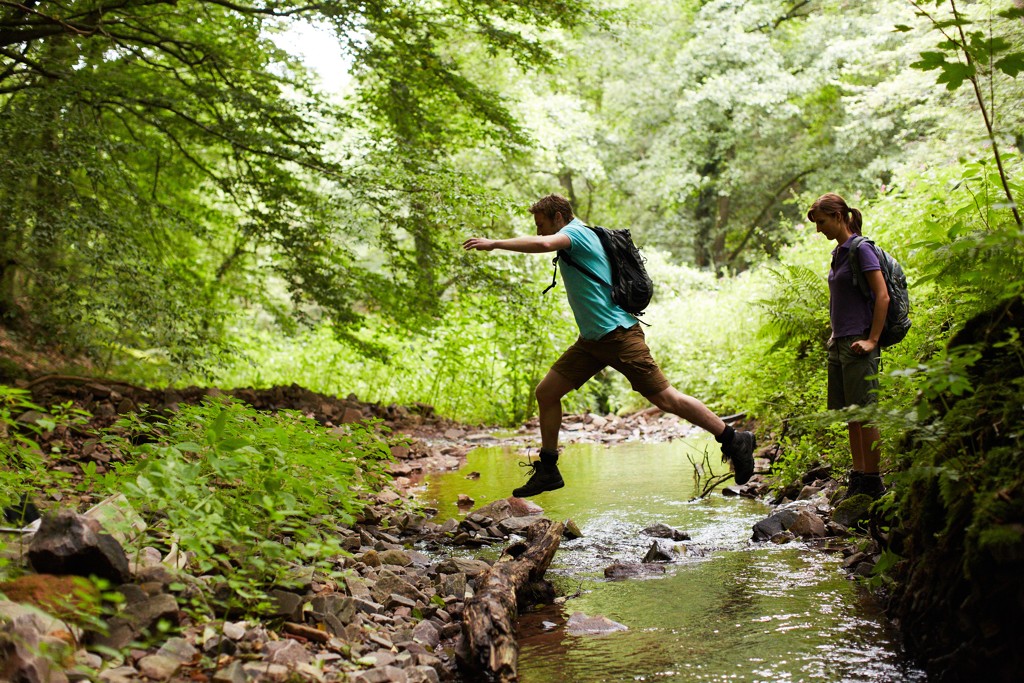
1,0,1022,465
2,0,1023,675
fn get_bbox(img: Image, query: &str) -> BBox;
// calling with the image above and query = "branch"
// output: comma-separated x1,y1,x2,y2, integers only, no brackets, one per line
726,168,815,266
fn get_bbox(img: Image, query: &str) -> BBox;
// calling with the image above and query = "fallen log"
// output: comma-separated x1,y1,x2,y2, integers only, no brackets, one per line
458,518,564,682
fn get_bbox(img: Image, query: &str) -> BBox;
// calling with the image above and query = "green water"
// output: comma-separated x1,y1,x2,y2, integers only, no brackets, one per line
420,440,925,683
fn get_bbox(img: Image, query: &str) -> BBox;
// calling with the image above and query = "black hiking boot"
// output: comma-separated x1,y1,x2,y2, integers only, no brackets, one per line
843,471,865,500
721,430,755,485
512,459,564,498
859,473,886,500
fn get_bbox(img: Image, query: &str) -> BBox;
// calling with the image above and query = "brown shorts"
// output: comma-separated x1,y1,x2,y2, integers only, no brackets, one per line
550,325,670,397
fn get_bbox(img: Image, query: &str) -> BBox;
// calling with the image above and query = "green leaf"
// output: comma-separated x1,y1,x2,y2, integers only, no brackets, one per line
892,24,914,33
936,62,976,90
997,8,1024,20
995,53,1024,78
910,51,948,72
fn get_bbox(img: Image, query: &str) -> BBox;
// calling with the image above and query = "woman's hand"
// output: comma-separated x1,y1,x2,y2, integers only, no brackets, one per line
850,338,878,355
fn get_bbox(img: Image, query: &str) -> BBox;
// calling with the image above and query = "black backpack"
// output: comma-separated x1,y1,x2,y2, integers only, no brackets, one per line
848,236,912,347
543,224,654,317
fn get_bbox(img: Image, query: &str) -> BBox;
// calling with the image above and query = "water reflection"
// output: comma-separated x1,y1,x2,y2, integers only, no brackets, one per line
421,441,924,682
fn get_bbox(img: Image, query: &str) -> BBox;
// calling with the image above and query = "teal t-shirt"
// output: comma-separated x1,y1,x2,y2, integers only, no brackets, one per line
558,219,639,340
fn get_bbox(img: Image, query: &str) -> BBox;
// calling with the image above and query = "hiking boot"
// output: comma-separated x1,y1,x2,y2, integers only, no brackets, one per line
859,474,886,500
512,459,564,498
721,430,755,485
843,471,865,500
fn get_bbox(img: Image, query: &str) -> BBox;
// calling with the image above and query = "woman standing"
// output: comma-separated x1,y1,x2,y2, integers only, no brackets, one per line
808,193,889,499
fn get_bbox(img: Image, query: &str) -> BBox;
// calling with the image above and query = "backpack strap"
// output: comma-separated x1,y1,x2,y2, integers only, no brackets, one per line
847,236,873,299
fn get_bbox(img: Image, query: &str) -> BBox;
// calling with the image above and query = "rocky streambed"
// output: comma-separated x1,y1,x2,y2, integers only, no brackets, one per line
1,377,897,682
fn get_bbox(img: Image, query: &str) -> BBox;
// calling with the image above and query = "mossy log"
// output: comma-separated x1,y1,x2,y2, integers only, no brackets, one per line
458,518,564,682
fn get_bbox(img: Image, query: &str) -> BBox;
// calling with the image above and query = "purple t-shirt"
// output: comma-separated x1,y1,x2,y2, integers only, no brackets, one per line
828,236,881,338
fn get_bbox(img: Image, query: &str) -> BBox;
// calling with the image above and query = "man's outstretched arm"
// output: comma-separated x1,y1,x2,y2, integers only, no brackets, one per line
462,233,571,253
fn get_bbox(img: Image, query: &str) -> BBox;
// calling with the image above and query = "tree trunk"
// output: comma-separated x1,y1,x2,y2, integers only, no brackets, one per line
458,518,564,682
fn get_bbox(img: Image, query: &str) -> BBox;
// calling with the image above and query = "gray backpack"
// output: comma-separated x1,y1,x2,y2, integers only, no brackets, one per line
848,236,912,347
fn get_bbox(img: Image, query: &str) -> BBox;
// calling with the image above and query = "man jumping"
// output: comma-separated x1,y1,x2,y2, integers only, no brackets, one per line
463,194,755,497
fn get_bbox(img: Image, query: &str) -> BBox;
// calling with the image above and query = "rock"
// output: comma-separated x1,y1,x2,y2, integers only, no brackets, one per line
212,660,248,683
642,540,682,563
242,662,291,681
378,549,413,567
82,494,146,546
98,666,139,683
565,612,628,635
27,509,130,583
222,621,247,641
371,570,426,604
137,654,181,680
436,557,490,577
456,494,474,507
310,595,357,626
796,485,823,501
641,523,691,541
408,666,441,683
0,616,71,683
439,573,466,600
832,494,874,527
155,636,197,662
264,638,311,666
359,550,382,568
412,620,440,649
751,508,800,542
787,510,827,538
350,666,408,683
0,600,72,640
94,593,179,650
602,562,666,579
563,519,583,539
268,589,304,620
498,516,545,535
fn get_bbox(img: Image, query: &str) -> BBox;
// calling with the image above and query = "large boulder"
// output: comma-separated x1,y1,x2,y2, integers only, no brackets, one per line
27,509,130,583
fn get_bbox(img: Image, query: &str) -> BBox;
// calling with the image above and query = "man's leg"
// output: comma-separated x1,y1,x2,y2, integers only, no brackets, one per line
645,385,755,485
536,368,576,453
511,368,575,498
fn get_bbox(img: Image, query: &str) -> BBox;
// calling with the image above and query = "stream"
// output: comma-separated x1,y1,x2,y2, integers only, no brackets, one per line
421,439,925,682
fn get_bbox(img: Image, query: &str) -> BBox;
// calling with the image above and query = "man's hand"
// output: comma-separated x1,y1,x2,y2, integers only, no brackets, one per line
463,237,495,251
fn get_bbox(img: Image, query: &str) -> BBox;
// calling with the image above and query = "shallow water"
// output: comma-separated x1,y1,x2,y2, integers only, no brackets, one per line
420,440,925,682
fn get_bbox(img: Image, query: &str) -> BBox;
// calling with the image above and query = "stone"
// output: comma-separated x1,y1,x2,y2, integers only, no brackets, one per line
498,516,546,535
222,621,247,641
310,595,357,625
603,562,666,579
94,594,179,650
378,549,413,567
350,666,408,683
439,573,466,600
435,558,490,577
212,660,249,683
0,600,72,640
412,620,440,649
137,654,181,679
642,540,680,563
751,508,801,542
268,589,304,620
641,523,691,541
563,519,583,539
788,510,826,538
83,494,146,546
359,550,382,568
98,666,140,683
456,494,474,507
264,638,311,666
0,616,71,683
796,485,823,501
832,494,874,527
27,509,130,583
242,662,291,681
371,570,426,604
155,636,197,662
565,611,628,635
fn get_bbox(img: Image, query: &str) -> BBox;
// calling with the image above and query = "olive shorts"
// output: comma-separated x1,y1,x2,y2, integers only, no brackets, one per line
827,335,880,410
550,325,670,397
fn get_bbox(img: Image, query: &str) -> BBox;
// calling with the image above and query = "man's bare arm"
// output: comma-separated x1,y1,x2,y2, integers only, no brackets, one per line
462,233,571,253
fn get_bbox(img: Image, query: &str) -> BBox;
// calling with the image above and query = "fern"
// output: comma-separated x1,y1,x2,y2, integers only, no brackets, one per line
756,264,831,354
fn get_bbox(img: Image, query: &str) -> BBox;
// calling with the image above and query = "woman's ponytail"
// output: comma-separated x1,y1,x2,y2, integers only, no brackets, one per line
848,207,863,235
